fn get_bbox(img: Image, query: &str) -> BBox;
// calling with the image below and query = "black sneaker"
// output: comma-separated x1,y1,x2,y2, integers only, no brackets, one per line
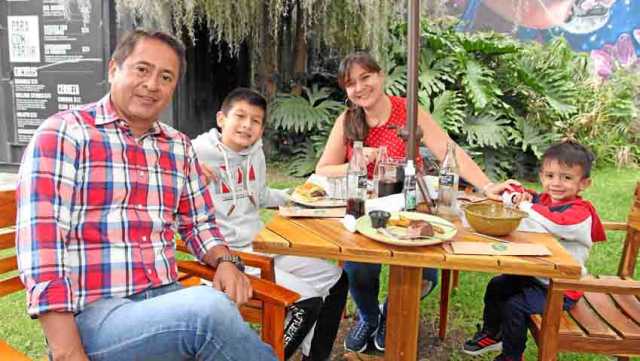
462,324,502,356
344,318,378,353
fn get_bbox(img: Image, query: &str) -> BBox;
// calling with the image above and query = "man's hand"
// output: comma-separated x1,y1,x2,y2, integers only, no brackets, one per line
212,262,252,305
39,312,89,361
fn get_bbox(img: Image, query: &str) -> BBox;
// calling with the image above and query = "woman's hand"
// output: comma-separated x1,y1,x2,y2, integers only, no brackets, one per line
363,147,378,165
483,179,522,201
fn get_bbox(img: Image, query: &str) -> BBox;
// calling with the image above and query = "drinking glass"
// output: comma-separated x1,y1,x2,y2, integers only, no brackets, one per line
327,176,346,200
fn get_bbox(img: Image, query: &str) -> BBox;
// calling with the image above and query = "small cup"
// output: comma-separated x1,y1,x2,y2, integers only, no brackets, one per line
369,210,391,229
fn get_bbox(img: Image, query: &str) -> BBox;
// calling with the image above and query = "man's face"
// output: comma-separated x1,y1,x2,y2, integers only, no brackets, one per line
217,100,265,152
538,159,591,203
108,38,180,131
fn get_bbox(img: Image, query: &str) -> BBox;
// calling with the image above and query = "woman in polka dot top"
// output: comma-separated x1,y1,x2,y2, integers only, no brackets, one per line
315,52,509,354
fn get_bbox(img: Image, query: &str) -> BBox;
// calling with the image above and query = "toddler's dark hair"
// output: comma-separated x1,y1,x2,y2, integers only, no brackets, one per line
541,141,595,178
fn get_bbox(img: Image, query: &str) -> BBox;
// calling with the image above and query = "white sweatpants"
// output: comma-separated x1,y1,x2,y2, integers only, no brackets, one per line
245,252,343,356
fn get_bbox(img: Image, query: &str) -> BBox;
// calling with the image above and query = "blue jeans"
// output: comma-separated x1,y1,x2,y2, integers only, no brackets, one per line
482,275,576,358
343,262,439,323
73,283,277,361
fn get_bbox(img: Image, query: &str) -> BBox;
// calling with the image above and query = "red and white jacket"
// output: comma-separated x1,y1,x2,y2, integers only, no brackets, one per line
516,191,606,300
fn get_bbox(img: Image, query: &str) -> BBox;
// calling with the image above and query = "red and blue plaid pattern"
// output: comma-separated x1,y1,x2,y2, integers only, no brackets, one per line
16,94,225,317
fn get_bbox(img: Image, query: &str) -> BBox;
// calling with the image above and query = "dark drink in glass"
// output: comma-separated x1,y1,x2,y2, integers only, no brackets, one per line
377,180,403,197
346,197,365,218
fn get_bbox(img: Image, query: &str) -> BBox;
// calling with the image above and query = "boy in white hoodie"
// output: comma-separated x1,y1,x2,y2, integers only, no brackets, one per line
192,88,348,361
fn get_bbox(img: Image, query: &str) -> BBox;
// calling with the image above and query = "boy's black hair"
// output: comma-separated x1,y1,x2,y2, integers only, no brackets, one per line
541,141,595,178
220,88,267,125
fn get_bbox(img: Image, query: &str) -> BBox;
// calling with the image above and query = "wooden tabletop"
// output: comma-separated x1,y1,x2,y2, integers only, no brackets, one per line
256,215,582,279
257,215,582,361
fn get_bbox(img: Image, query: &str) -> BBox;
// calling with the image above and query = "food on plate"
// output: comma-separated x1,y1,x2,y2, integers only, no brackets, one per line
294,182,327,202
406,220,434,238
388,215,412,227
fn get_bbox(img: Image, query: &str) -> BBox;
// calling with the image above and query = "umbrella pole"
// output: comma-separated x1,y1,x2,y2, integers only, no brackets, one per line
406,0,420,162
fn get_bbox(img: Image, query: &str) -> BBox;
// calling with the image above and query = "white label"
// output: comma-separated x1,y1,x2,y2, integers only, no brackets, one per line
8,16,41,63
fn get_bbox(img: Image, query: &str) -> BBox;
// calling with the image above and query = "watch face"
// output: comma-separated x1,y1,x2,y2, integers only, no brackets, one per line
217,255,245,272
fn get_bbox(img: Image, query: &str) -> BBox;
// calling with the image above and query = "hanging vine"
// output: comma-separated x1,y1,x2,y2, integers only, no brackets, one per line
113,1,407,87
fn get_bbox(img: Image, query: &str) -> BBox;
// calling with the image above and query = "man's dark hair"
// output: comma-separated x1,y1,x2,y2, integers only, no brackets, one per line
541,141,595,178
111,29,186,80
220,88,268,125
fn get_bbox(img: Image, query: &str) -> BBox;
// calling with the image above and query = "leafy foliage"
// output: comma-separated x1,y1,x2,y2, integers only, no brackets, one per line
384,20,639,178
268,85,345,175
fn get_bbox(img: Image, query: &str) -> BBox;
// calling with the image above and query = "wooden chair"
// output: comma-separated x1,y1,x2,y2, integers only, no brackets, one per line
0,190,31,361
530,181,640,361
175,240,299,361
0,188,299,361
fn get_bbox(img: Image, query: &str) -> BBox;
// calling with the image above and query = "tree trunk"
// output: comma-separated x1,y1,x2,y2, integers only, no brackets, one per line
291,0,307,96
256,1,278,100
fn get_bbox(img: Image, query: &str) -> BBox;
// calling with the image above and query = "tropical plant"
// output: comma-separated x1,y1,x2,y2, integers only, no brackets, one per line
384,20,639,179
268,85,345,176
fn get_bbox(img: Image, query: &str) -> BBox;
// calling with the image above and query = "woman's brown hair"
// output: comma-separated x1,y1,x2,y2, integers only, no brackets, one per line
337,52,382,143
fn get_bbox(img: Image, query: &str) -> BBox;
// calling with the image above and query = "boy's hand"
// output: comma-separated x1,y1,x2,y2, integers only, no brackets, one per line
200,163,218,184
512,192,532,206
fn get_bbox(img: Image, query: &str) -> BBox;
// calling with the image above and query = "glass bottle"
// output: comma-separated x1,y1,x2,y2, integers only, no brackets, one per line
403,160,417,211
437,142,460,220
373,146,389,198
346,141,367,218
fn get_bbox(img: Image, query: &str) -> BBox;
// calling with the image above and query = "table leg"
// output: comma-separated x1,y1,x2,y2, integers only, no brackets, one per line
386,265,422,361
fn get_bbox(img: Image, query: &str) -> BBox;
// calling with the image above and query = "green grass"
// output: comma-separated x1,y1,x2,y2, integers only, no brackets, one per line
1,166,638,360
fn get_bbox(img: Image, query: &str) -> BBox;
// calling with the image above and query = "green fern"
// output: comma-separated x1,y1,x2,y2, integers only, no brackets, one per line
269,85,345,133
460,58,501,113
463,113,510,148
431,90,465,134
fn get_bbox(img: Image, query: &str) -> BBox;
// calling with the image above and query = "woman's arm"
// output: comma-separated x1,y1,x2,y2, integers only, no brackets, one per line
417,108,492,190
316,113,349,176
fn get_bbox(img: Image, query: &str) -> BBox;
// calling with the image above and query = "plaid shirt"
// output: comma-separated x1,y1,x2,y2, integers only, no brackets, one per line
16,94,225,317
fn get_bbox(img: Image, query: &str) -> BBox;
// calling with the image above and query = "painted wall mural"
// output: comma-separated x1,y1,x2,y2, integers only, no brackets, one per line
448,0,639,77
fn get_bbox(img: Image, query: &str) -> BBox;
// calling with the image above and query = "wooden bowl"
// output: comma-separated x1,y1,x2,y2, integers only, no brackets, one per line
463,201,527,236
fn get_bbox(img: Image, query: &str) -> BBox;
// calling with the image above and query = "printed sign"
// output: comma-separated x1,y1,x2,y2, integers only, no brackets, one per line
7,15,40,63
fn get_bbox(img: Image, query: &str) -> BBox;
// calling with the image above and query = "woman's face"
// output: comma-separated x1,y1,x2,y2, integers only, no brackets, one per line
344,64,385,109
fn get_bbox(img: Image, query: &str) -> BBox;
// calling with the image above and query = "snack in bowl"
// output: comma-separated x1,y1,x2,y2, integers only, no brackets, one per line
294,182,327,202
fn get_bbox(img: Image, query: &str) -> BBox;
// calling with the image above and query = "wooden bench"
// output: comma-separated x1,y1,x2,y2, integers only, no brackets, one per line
0,190,31,360
530,181,640,361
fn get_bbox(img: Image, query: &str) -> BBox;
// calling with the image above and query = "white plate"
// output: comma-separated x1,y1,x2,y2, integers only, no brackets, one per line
289,192,346,208
356,211,457,246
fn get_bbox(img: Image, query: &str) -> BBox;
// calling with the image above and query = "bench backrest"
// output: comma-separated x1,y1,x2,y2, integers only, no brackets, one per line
618,182,640,278
0,189,21,297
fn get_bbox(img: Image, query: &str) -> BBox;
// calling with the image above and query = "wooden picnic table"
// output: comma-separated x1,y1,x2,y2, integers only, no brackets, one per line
254,215,582,361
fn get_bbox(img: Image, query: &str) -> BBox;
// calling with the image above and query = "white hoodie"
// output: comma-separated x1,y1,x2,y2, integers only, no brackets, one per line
192,128,289,249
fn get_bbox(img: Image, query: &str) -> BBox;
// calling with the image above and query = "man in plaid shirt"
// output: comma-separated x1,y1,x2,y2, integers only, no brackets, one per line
15,30,276,361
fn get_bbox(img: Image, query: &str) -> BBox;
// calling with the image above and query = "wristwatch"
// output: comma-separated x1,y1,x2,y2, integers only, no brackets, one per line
214,254,245,272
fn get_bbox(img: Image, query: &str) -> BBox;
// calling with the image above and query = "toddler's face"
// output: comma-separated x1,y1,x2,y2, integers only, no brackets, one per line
538,159,591,203
217,100,265,152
